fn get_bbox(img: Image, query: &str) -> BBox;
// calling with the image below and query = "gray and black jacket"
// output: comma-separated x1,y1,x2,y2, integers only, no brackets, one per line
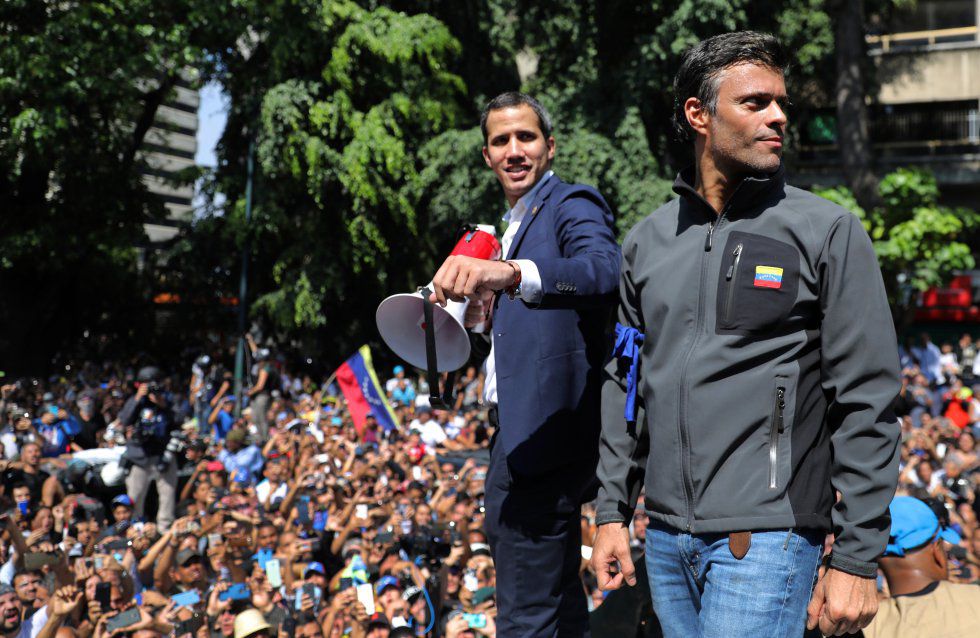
596,165,901,577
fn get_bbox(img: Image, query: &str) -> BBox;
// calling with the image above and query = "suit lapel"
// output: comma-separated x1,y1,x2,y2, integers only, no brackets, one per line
507,175,560,259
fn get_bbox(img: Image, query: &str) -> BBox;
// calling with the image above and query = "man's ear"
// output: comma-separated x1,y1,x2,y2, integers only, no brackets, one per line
482,146,492,169
546,136,556,162
933,540,948,573
685,97,710,137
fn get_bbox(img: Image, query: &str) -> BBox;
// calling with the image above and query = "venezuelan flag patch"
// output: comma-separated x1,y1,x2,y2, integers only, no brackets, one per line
754,265,783,289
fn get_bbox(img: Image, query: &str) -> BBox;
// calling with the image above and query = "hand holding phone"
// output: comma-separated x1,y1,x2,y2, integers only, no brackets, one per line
95,583,112,610
24,551,60,570
218,583,251,602
265,559,282,588
171,591,201,608
355,583,375,615
105,608,142,633
462,613,487,629
296,498,311,525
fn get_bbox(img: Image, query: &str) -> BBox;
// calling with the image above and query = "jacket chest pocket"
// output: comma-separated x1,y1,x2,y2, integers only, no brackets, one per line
715,231,800,335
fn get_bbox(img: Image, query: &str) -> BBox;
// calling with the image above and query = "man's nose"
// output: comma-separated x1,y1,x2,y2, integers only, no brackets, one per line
767,101,787,129
505,137,524,158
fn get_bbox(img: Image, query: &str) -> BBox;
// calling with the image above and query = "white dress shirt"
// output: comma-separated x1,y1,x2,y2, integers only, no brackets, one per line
482,171,551,406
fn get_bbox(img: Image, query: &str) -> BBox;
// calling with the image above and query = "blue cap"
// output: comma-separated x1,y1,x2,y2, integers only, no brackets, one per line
393,365,404,374
304,561,325,576
222,395,236,404
375,575,401,595
884,496,962,557
330,416,343,426
233,473,251,485
112,495,134,508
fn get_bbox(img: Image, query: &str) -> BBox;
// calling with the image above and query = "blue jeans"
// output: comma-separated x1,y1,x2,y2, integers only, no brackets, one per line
645,522,823,638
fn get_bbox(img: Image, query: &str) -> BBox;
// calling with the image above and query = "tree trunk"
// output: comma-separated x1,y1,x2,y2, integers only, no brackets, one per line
832,0,880,210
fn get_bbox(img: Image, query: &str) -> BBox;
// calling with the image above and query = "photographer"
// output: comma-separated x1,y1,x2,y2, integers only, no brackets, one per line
117,367,177,532
245,337,278,441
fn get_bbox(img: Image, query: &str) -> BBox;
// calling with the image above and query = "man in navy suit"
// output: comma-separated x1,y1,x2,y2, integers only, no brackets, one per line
429,92,620,637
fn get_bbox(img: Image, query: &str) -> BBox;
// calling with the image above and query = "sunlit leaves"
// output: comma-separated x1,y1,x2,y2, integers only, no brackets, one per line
816,168,980,316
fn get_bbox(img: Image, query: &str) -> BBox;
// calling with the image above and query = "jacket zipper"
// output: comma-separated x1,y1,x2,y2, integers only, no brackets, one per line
723,243,743,323
678,206,731,531
769,386,785,489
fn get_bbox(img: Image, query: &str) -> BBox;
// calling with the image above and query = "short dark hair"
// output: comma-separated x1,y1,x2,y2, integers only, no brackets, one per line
672,31,788,141
480,92,553,143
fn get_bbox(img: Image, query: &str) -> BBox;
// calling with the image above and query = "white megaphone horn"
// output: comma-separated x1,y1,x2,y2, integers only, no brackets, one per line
376,225,501,408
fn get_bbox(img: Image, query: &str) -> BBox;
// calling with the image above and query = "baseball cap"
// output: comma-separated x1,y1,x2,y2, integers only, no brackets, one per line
226,429,246,443
222,395,236,404
367,613,390,629
304,561,326,577
375,575,401,596
884,496,962,557
402,585,423,603
112,495,134,508
470,542,492,557
393,365,405,374
206,460,226,472
175,548,203,566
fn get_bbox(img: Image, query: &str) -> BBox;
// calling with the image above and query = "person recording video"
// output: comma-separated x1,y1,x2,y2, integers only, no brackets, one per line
117,367,177,532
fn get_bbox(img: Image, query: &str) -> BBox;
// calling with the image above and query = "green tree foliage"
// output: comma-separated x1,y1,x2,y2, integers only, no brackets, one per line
0,0,249,371
195,2,471,359
3,0,941,371
815,168,980,323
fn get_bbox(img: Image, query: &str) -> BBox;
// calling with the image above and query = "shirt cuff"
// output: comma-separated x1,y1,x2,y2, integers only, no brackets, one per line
512,259,542,304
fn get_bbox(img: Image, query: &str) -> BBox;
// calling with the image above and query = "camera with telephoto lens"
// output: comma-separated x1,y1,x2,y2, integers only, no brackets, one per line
404,524,452,567
159,430,188,471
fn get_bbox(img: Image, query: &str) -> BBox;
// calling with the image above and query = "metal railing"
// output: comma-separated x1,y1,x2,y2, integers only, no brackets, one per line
799,104,980,150
873,106,980,144
867,25,978,51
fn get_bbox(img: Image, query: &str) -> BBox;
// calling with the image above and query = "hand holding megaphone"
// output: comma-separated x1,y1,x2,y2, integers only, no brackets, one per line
427,256,520,307
376,225,503,409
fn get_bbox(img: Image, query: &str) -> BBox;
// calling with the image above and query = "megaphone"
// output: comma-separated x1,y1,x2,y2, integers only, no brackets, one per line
376,225,501,407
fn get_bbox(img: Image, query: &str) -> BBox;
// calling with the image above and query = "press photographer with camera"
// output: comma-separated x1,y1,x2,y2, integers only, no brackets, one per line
117,367,177,532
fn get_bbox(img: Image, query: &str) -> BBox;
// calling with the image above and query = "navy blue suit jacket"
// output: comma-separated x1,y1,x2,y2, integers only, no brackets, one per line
490,176,621,477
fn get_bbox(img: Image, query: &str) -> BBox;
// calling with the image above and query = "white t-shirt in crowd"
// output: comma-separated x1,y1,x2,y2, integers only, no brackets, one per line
412,421,447,452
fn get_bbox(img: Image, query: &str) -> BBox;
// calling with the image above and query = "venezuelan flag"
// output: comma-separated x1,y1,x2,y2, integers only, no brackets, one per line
334,345,400,432
754,265,783,289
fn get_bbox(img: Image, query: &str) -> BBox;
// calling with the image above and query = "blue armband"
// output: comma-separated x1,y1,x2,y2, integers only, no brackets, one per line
613,323,644,422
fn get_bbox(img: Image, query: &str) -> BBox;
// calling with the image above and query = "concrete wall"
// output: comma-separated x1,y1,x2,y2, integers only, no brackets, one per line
875,44,980,103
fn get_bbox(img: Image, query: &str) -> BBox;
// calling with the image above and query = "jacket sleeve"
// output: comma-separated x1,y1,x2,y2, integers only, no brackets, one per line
819,213,901,578
595,235,649,525
530,188,621,309
117,397,139,426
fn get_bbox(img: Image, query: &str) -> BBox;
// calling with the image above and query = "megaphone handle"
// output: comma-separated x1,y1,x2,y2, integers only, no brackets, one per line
419,288,455,410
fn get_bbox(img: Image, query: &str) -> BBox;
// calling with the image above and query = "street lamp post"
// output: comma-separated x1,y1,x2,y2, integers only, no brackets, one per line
233,138,255,418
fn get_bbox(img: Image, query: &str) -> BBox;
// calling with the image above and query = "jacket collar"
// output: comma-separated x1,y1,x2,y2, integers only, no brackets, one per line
506,173,561,259
672,163,785,219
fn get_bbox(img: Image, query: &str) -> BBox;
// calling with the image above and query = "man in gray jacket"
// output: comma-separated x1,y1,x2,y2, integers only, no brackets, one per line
591,32,901,638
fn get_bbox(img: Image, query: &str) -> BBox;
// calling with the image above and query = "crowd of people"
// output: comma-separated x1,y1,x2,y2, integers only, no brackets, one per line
0,329,977,638
892,333,980,585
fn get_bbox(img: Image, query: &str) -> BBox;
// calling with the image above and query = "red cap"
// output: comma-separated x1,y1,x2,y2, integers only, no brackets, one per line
206,461,225,472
